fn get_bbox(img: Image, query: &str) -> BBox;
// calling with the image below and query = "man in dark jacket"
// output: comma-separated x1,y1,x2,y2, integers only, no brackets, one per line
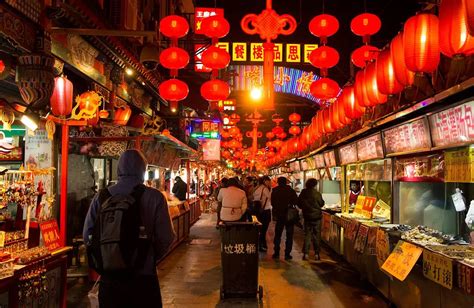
83,150,175,308
172,176,188,201
271,177,298,260
298,178,325,261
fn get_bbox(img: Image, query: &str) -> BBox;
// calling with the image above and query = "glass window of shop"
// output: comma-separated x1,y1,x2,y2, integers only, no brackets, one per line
345,159,392,216
319,167,342,206
395,149,472,238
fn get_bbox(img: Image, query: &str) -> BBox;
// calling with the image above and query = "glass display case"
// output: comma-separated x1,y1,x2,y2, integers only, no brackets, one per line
345,159,392,218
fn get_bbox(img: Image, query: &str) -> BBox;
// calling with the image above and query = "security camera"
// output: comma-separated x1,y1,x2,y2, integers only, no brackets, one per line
140,43,159,70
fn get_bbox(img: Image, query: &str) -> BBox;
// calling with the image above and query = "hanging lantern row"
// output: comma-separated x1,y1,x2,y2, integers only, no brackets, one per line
266,3,474,168
308,14,340,104
158,15,190,112
200,16,231,110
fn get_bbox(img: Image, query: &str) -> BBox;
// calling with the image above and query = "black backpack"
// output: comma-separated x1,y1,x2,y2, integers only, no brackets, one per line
87,184,150,275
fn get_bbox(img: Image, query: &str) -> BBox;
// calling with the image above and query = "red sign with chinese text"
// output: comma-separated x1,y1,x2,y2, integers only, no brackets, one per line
194,8,224,34
383,118,431,155
357,133,384,162
339,143,358,165
429,101,474,148
39,220,62,251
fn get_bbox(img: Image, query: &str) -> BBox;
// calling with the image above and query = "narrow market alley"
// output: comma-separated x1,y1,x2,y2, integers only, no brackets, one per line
156,213,388,308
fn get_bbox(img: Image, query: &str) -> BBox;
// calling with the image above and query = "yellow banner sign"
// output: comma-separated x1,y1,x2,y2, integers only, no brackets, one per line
382,240,423,281
445,147,474,183
232,42,247,61
423,249,453,289
286,43,301,62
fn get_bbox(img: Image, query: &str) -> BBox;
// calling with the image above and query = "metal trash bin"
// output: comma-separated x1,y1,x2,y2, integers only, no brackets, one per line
219,221,263,300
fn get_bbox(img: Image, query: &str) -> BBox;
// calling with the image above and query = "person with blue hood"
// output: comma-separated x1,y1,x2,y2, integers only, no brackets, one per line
83,149,175,308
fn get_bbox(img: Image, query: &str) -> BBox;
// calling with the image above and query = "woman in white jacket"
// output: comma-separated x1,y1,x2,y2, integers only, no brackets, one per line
217,177,247,222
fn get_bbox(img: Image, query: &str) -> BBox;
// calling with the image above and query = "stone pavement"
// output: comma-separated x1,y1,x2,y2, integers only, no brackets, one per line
158,214,389,308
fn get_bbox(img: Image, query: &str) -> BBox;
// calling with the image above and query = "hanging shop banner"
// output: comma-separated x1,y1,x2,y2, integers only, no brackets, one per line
357,133,384,162
339,143,358,165
228,42,317,63
366,227,378,255
194,7,224,34
376,228,390,267
354,224,369,253
39,220,62,251
423,249,453,289
189,120,220,139
51,34,107,87
314,154,325,168
444,147,474,183
383,117,431,155
229,65,320,103
323,150,337,167
429,100,474,148
381,240,423,281
202,139,221,161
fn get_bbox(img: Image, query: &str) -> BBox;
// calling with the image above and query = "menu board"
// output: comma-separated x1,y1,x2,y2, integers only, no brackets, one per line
357,133,384,162
290,161,301,172
323,150,337,167
314,154,325,168
339,143,358,165
445,147,474,183
429,100,474,148
383,118,431,155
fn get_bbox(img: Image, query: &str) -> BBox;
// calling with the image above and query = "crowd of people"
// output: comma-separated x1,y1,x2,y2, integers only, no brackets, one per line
214,174,325,261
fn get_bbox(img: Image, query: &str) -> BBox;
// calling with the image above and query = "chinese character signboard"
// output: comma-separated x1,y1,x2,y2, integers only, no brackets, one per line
354,224,369,253
314,154,325,168
323,150,337,167
376,228,390,267
194,8,224,34
339,143,358,165
40,220,62,251
383,118,431,155
202,139,221,161
381,240,423,281
194,44,212,73
444,147,474,183
429,100,474,148
357,133,384,162
286,44,301,62
423,249,453,289
304,44,318,63
250,43,264,62
232,43,248,61
190,120,220,139
225,42,316,63
219,99,236,112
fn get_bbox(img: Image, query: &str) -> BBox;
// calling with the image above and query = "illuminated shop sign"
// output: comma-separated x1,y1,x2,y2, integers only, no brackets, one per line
383,117,431,155
229,42,317,63
190,120,220,139
229,65,321,103
194,8,224,34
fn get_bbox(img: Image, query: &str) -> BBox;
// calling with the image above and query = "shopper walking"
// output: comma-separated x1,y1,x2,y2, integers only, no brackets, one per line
253,176,272,252
83,149,175,308
217,177,248,222
244,176,256,221
271,177,298,260
172,176,188,201
298,178,325,261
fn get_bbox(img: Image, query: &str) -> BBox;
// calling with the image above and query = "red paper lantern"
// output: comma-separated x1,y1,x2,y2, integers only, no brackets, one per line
466,0,474,35
288,112,301,123
310,78,340,100
311,116,321,139
50,76,73,117
439,0,474,58
201,46,231,69
351,13,382,37
278,132,287,139
337,99,352,125
272,126,284,135
376,49,404,95
159,79,189,101
289,125,301,136
159,15,189,38
390,32,415,87
309,46,340,69
201,16,230,38
113,106,132,126
229,139,240,149
351,45,379,68
99,109,109,119
201,80,230,101
354,69,372,107
266,131,275,139
329,103,343,130
222,150,231,158
273,139,283,148
322,109,335,133
342,86,365,119
309,14,339,41
160,47,189,70
229,126,240,136
365,62,388,105
221,130,230,138
404,13,440,73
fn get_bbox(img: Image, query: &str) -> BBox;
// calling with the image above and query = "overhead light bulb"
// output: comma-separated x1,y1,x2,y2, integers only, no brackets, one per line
250,87,262,100
125,68,134,76
20,114,38,131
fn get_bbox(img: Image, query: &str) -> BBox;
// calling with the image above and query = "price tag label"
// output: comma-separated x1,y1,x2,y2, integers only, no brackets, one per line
39,219,62,251
353,195,366,216
381,240,423,281
354,224,369,253
423,249,453,289
376,228,390,267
